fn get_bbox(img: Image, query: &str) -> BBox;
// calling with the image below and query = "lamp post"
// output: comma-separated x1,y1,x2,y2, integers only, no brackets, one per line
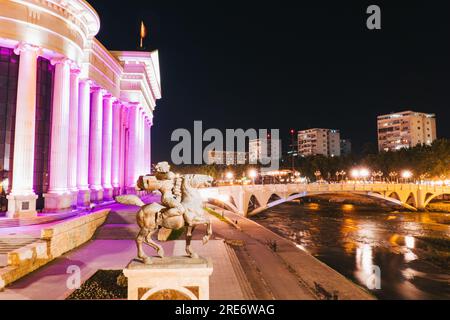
401,170,413,183
248,169,258,185
389,171,399,183
290,129,296,172
314,170,321,182
225,171,234,185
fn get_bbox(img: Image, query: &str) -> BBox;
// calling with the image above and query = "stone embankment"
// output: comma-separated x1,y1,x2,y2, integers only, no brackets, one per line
0,209,110,290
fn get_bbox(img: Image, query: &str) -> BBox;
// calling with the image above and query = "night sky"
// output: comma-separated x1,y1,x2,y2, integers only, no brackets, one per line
88,0,450,162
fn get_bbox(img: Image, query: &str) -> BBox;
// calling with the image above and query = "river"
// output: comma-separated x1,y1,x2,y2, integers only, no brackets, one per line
252,201,450,300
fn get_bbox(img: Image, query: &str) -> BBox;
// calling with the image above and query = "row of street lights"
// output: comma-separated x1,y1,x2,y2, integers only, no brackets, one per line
222,168,417,185
350,168,414,183
225,169,258,184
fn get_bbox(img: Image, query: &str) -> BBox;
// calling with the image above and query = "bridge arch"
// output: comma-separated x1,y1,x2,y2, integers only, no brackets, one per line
206,184,450,216
247,195,262,213
405,192,417,207
423,192,450,207
243,191,417,216
388,192,401,201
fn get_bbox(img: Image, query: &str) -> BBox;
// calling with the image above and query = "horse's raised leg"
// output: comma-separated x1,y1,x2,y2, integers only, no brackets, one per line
203,221,212,245
185,225,199,259
136,228,152,264
145,229,165,258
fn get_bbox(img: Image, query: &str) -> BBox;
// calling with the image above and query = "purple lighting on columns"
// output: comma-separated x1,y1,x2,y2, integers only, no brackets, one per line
144,117,150,175
111,101,122,194
76,79,91,206
101,94,113,200
126,104,139,192
138,107,145,176
47,58,71,194
67,67,80,202
89,87,104,202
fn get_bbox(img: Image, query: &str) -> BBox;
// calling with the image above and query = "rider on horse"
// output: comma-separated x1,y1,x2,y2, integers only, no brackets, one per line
154,162,185,225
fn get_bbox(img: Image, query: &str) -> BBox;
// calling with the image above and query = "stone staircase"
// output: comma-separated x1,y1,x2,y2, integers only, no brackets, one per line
0,211,78,229
0,237,40,267
0,209,110,290
224,243,257,300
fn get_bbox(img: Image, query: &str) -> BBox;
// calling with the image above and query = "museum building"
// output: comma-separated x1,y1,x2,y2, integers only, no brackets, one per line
0,0,161,218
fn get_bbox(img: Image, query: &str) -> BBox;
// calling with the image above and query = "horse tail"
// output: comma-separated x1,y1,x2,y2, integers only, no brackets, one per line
115,195,145,207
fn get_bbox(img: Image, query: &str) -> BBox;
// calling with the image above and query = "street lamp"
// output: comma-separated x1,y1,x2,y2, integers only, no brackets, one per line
389,171,399,183
372,170,383,182
351,168,370,182
314,170,321,182
359,168,370,180
351,169,360,180
225,171,234,184
335,170,347,182
290,129,296,172
248,169,258,185
401,170,413,183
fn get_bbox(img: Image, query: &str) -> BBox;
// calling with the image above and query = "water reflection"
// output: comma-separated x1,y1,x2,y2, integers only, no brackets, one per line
252,202,450,300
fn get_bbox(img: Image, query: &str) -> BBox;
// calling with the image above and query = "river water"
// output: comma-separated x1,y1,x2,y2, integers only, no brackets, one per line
252,202,450,300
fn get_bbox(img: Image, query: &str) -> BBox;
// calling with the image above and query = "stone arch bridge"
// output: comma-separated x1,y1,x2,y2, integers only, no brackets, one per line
200,183,450,216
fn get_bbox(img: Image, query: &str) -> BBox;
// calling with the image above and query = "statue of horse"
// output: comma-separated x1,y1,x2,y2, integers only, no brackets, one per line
116,174,213,264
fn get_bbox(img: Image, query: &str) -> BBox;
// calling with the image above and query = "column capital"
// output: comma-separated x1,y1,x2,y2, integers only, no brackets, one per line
50,57,72,67
103,93,114,100
126,102,140,110
91,86,106,95
113,99,123,107
14,42,42,56
79,78,92,86
70,66,81,76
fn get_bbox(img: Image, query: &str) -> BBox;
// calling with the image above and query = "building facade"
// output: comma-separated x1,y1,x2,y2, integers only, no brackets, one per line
298,129,341,157
207,151,248,165
0,0,161,218
377,111,437,152
249,138,281,164
340,139,352,156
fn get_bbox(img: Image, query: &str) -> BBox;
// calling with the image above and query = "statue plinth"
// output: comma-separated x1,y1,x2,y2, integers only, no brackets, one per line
123,257,213,300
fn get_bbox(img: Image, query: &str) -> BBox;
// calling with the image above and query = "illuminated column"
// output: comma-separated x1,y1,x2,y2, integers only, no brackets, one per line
144,118,151,174
111,101,122,196
77,79,91,207
126,104,139,193
7,43,41,218
138,109,144,176
44,58,72,212
67,67,80,206
148,118,153,173
102,94,113,201
119,107,128,194
89,87,104,202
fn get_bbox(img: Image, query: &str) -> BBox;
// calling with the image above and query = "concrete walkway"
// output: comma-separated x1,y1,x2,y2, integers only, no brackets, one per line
208,207,374,300
0,201,246,300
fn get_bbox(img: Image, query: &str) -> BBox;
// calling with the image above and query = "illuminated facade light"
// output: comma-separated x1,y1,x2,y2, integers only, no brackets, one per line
0,0,161,218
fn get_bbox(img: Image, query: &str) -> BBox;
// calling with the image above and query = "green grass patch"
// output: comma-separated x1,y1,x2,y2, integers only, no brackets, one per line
204,207,228,223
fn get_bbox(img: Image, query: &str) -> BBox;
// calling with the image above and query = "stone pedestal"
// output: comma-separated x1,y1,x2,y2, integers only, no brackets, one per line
43,193,72,212
69,190,78,208
123,257,213,300
90,188,104,204
113,187,121,197
103,188,113,201
6,194,38,218
77,189,91,208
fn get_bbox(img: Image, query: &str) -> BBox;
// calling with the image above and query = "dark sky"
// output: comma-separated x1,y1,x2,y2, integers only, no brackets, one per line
88,0,450,162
